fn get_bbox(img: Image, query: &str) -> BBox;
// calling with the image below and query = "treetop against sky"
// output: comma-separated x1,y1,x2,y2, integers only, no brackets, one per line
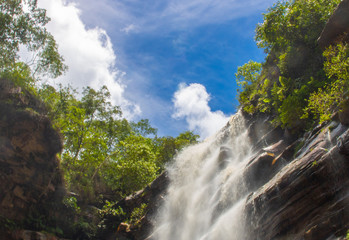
31,0,278,139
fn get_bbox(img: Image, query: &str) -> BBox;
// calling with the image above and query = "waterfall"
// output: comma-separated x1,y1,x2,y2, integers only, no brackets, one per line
151,111,255,240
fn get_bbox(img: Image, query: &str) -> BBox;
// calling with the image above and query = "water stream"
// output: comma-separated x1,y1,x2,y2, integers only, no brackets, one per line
152,111,255,240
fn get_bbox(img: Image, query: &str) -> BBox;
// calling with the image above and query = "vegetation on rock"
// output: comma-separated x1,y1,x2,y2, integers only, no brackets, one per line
236,0,347,131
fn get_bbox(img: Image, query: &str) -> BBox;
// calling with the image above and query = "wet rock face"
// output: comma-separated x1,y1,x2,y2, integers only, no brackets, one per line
245,123,349,240
0,80,64,223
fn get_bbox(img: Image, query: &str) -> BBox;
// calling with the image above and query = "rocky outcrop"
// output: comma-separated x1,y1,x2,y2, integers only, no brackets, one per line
98,171,169,240
245,122,349,239
0,79,65,238
318,0,349,49
242,3,349,237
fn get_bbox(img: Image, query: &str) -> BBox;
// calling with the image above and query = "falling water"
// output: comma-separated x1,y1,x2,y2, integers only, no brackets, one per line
152,111,255,240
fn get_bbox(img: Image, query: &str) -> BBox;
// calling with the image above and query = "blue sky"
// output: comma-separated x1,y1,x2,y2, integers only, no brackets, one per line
36,0,278,139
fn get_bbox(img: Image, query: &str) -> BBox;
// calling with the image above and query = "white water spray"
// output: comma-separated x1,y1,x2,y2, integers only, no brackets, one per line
152,111,255,240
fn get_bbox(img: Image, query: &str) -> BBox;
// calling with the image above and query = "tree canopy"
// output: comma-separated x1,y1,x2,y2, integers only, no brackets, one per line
39,84,199,200
0,0,66,78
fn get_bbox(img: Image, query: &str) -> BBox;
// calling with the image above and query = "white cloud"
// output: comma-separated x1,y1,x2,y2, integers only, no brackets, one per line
172,83,229,139
160,0,275,28
69,0,278,34
121,24,138,34
36,0,140,118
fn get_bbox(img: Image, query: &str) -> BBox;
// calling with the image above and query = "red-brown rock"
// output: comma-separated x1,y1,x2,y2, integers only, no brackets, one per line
0,79,65,238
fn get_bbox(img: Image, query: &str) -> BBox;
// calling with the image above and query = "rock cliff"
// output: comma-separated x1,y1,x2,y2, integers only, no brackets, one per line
0,79,66,239
244,120,349,239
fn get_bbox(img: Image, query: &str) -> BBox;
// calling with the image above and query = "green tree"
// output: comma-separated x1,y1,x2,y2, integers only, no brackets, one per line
256,0,340,56
255,0,339,84
154,131,199,171
104,135,159,196
131,119,157,137
236,0,342,128
39,84,187,200
0,0,66,78
303,43,349,123
235,60,262,92
39,85,126,200
235,60,276,114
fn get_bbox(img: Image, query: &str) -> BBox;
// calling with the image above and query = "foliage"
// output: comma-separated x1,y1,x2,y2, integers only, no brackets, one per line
38,84,200,201
99,201,125,218
235,61,264,114
303,43,349,123
0,61,37,94
129,203,147,225
324,43,349,81
131,119,157,137
154,131,199,171
255,0,340,55
104,134,159,196
235,60,262,92
40,85,136,199
96,200,126,236
0,0,66,78
236,0,344,129
63,196,81,214
24,211,64,237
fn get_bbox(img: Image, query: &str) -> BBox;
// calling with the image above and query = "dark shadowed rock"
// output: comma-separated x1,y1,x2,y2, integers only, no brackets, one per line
318,0,349,49
243,151,285,191
245,124,349,240
242,138,301,192
218,146,233,169
0,79,66,239
339,100,349,126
